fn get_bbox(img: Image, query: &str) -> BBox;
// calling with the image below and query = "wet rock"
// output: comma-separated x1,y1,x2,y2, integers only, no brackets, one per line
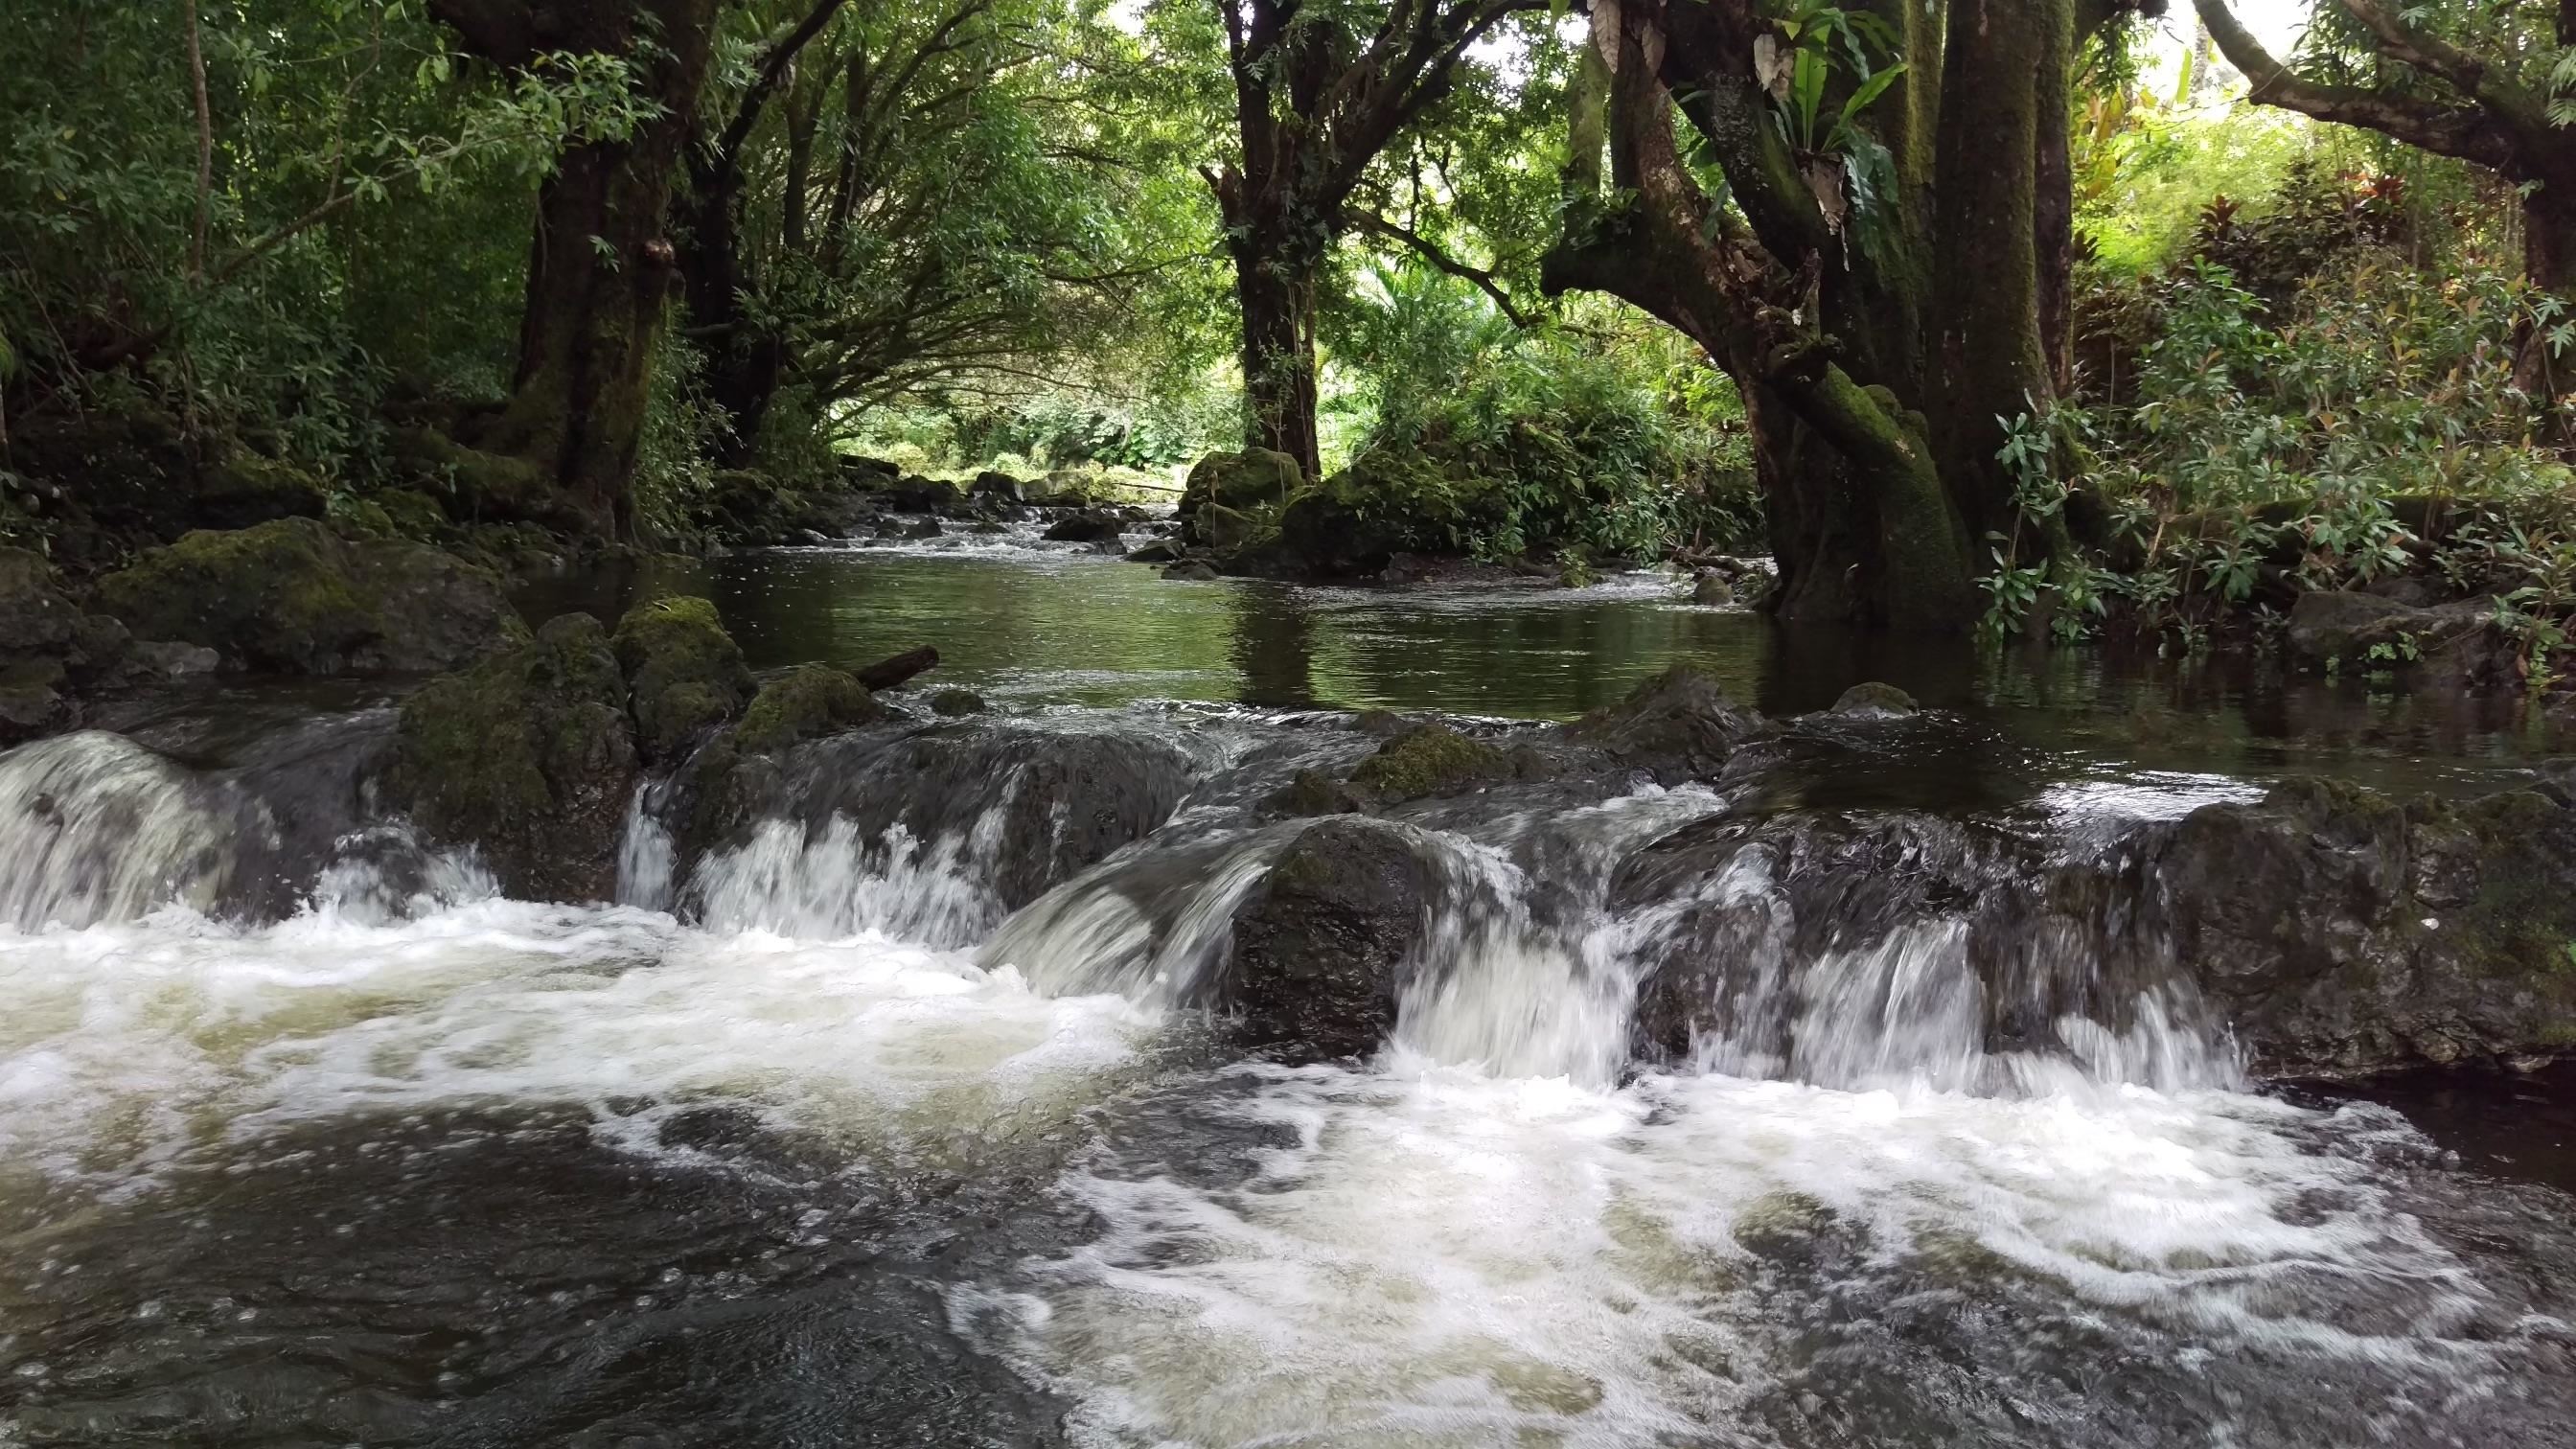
90,518,522,676
1265,767,1370,818
2158,780,2576,1075
969,471,1026,504
611,595,755,764
1562,667,1766,782
930,688,987,718
1690,572,1734,606
970,521,1006,536
1043,511,1125,543
1162,560,1219,582
2285,589,2501,684
903,518,944,540
388,613,638,901
1348,724,1509,804
1124,539,1183,564
0,547,135,744
385,427,574,529
876,476,962,515
1830,681,1917,717
1221,816,1440,1060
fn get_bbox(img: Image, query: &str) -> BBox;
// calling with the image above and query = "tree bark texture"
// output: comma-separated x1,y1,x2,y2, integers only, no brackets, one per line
434,0,722,534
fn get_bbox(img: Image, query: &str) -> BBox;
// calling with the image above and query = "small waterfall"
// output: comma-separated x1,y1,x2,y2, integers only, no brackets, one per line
615,778,678,912
0,732,244,930
693,815,1010,946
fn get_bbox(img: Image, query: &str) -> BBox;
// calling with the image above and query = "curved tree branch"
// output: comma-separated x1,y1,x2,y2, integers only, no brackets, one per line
1349,209,1534,326
2192,0,2519,171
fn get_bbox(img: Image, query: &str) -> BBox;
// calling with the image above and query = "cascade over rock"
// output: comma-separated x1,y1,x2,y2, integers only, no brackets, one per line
1219,816,1443,1060
388,612,639,901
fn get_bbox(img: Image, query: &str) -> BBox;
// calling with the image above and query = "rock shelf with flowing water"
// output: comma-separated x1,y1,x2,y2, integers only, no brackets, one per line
2,644,2573,1443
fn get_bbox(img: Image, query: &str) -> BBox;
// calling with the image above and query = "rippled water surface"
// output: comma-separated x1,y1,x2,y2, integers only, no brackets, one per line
4,529,2574,1447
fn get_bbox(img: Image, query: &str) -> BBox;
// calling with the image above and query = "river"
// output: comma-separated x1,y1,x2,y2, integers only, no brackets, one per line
2,523,2572,1447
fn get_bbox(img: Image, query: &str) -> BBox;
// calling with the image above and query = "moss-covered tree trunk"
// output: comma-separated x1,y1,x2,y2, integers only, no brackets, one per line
1226,208,1326,482
433,0,721,535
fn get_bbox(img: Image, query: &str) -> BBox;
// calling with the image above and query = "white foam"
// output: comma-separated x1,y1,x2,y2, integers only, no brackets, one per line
0,898,1160,1197
1000,1060,2518,1447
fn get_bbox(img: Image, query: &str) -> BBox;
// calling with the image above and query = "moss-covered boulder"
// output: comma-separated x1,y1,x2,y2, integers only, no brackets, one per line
195,453,329,530
388,613,639,901
672,663,887,853
1179,449,1300,540
1349,724,1510,804
611,595,754,764
91,518,523,675
732,664,885,754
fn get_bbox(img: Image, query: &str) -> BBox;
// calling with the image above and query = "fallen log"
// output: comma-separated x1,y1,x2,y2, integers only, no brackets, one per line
855,645,938,692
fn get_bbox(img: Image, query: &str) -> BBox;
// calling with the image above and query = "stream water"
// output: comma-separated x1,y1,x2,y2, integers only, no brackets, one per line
4,522,2574,1447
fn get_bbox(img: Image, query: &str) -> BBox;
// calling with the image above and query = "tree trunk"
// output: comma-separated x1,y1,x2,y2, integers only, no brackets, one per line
1927,0,2067,555
1229,218,1324,482
2517,181,2576,396
444,0,721,536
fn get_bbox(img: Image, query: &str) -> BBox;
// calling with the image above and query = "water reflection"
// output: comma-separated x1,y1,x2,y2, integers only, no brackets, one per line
518,545,2570,789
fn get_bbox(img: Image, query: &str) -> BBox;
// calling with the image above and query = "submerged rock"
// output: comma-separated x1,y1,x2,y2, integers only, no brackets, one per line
1162,560,1219,582
91,518,522,676
387,613,637,901
1221,816,1440,1060
1690,572,1734,606
930,688,987,718
611,595,755,764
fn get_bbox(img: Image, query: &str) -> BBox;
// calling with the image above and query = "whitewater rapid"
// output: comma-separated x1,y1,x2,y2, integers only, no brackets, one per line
2,720,2571,1447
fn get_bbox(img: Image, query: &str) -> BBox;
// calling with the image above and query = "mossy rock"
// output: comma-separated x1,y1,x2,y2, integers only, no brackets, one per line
389,613,638,901
1180,448,1301,530
930,688,987,718
733,664,886,755
1348,724,1508,804
91,518,522,675
195,453,328,530
376,489,450,540
1267,767,1370,818
611,594,754,763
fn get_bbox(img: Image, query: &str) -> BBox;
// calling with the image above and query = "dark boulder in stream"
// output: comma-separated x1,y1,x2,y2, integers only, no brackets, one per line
2161,779,2576,1075
1223,816,1443,1060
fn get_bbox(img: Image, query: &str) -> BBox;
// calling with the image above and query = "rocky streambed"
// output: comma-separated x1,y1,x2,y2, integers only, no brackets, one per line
3,545,2576,1445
